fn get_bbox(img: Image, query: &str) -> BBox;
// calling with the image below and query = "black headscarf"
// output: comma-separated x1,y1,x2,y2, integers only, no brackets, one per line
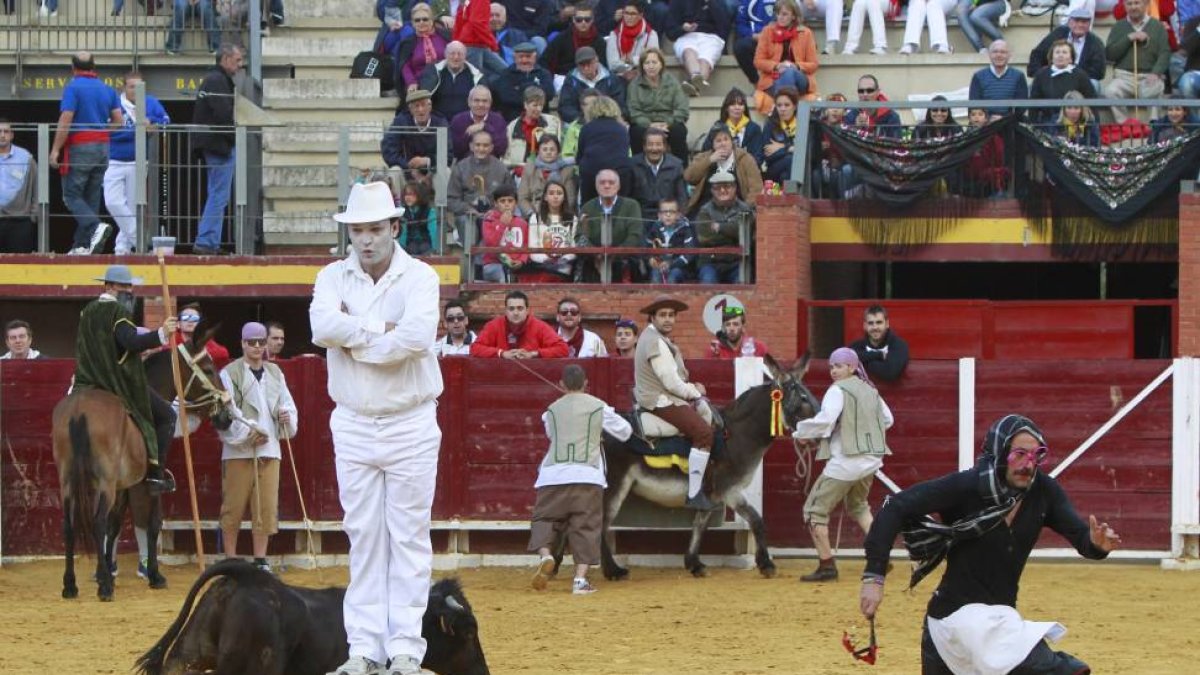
898,414,1045,589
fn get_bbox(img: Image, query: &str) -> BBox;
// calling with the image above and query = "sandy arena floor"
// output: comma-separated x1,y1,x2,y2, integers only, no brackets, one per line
0,556,1193,674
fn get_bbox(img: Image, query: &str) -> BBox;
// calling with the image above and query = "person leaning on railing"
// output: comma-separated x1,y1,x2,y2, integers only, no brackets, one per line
1151,94,1200,142
577,169,644,283
684,126,762,217
693,171,752,285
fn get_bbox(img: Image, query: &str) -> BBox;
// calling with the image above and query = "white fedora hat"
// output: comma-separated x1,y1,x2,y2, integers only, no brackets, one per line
333,182,403,224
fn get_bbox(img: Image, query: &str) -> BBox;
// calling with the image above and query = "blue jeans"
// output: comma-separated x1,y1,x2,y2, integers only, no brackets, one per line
770,68,810,96
167,0,220,52
466,47,509,78
954,0,1004,52
1179,71,1200,98
198,150,234,249
698,264,739,284
63,143,109,248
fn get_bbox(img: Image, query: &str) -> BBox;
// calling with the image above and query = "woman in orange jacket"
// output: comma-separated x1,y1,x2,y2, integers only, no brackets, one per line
753,0,819,105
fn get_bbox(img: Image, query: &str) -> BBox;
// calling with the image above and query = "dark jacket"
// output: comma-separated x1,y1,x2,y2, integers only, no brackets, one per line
448,110,509,160
489,65,557,120
849,330,910,381
504,0,556,36
693,197,752,270
381,111,451,169
558,67,628,123
644,217,699,274
1050,119,1101,147
1026,26,1107,81
495,26,531,65
629,152,689,221
864,466,1108,619
418,61,485,120
1029,67,1097,121
576,117,631,179
665,0,731,41
542,27,608,75
193,66,236,157
1184,17,1200,72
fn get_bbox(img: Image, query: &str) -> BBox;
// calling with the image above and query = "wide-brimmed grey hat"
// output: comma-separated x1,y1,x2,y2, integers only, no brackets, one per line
94,264,143,285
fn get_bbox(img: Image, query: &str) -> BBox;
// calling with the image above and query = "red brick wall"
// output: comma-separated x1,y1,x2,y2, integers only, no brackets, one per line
1180,191,1200,356
455,195,813,359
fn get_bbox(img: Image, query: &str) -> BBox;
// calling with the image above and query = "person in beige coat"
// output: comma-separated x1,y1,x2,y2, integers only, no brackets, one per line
683,126,763,215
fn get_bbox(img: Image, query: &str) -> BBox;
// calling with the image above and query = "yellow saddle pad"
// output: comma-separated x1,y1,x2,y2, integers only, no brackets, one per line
642,455,688,473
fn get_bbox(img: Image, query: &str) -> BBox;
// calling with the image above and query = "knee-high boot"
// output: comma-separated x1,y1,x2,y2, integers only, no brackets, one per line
685,448,718,511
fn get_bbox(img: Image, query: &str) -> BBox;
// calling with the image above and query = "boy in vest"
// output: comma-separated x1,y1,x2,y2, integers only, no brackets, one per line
529,364,631,595
216,321,299,573
793,347,894,582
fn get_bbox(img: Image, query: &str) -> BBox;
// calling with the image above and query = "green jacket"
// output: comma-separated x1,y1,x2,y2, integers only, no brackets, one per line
579,196,644,249
73,298,159,462
1105,17,1170,75
627,73,691,128
694,197,753,269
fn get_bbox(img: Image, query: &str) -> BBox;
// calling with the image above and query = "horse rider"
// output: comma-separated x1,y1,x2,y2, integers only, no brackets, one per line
633,295,719,511
74,264,178,494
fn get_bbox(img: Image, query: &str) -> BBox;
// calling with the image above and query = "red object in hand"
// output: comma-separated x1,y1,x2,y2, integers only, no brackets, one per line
842,617,879,665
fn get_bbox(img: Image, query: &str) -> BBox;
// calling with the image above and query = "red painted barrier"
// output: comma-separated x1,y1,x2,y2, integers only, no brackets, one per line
0,357,1173,556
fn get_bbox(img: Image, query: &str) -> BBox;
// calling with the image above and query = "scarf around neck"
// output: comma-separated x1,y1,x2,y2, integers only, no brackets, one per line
897,414,1044,590
618,18,647,56
562,327,585,357
572,25,598,53
534,156,571,181
771,23,798,43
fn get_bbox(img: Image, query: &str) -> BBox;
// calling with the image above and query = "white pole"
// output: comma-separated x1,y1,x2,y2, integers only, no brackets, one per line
1170,358,1200,559
1050,363,1174,479
735,357,766,526
958,358,976,470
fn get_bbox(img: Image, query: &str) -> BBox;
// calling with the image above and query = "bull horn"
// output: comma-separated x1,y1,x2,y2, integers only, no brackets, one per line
445,595,466,613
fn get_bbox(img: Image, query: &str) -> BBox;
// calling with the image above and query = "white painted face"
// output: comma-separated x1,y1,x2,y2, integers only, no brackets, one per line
347,219,399,268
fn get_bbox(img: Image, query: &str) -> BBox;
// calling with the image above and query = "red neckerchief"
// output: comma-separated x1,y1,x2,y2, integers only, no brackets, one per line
771,24,798,43
618,19,646,56
563,327,585,357
521,115,540,155
505,319,528,346
572,25,597,53
862,93,893,129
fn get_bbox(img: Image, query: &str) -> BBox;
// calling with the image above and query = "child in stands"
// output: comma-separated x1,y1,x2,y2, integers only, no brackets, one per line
529,364,632,595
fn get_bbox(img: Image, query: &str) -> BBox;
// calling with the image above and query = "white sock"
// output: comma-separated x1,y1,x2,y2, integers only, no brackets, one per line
135,527,149,561
687,448,710,499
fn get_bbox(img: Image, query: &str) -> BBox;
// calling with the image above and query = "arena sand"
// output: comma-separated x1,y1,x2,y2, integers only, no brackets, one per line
0,557,1194,674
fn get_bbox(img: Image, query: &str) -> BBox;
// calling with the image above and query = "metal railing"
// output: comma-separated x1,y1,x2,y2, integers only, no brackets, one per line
790,96,1197,200
7,0,252,59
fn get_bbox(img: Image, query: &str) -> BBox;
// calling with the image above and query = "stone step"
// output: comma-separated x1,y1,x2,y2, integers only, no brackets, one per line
263,77,382,100
290,0,377,21
262,125,385,149
284,17,378,30
262,36,375,57
263,211,339,235
265,185,339,201
263,149,384,168
264,165,341,187
1,26,216,53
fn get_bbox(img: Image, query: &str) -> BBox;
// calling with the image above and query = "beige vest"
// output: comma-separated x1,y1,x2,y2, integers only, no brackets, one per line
817,376,891,460
542,392,607,471
634,324,689,409
225,358,284,422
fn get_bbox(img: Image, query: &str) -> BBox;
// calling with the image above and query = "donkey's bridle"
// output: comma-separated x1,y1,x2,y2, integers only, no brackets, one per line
175,343,229,415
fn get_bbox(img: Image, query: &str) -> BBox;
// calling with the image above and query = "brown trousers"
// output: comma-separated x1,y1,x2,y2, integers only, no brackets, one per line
651,404,714,450
528,484,603,565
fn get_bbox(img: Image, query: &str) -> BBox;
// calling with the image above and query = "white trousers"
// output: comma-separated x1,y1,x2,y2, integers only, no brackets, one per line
902,0,956,49
103,160,138,254
846,0,888,50
801,0,845,44
333,402,441,665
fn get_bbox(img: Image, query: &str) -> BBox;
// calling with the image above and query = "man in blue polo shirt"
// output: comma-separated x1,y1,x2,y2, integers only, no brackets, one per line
49,51,122,255
105,72,170,256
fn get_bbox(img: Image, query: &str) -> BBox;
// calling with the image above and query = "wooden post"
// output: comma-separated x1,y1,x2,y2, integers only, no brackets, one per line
157,254,205,571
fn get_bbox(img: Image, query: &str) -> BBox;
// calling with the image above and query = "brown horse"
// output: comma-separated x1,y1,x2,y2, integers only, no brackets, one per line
54,326,230,601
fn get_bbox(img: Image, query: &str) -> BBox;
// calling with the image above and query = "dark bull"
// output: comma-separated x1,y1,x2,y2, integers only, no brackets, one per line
136,559,490,675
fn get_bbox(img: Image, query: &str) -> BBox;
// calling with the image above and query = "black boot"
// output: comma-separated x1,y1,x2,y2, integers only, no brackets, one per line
685,492,721,511
800,559,838,582
144,464,175,495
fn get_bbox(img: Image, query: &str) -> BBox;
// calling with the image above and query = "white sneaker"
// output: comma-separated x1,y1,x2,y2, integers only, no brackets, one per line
531,554,555,590
869,46,888,55
823,40,838,55
88,221,112,254
842,43,858,55
67,246,90,255
899,43,915,55
572,578,597,595
385,657,424,675
38,5,49,17
327,656,384,675
934,44,953,54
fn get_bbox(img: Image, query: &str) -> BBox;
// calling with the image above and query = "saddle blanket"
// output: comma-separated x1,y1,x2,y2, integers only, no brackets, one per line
643,455,688,472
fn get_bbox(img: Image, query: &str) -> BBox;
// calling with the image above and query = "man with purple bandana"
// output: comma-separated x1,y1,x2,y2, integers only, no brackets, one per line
792,347,894,582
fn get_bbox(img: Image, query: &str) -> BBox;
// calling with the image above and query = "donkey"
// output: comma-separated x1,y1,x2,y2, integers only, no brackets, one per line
599,353,818,580
53,326,230,601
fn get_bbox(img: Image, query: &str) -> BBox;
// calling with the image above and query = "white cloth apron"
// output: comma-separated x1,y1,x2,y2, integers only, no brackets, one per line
928,603,1067,675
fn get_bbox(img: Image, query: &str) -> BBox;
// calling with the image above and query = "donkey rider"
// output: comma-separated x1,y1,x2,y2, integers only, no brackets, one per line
73,264,178,494
634,295,720,511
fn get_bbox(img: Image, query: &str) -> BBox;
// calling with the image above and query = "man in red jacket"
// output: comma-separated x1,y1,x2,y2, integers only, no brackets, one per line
709,305,769,358
454,0,509,76
470,290,570,358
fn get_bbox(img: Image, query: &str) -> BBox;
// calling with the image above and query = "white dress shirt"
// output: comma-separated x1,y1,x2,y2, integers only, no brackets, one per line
217,361,299,461
310,242,444,416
